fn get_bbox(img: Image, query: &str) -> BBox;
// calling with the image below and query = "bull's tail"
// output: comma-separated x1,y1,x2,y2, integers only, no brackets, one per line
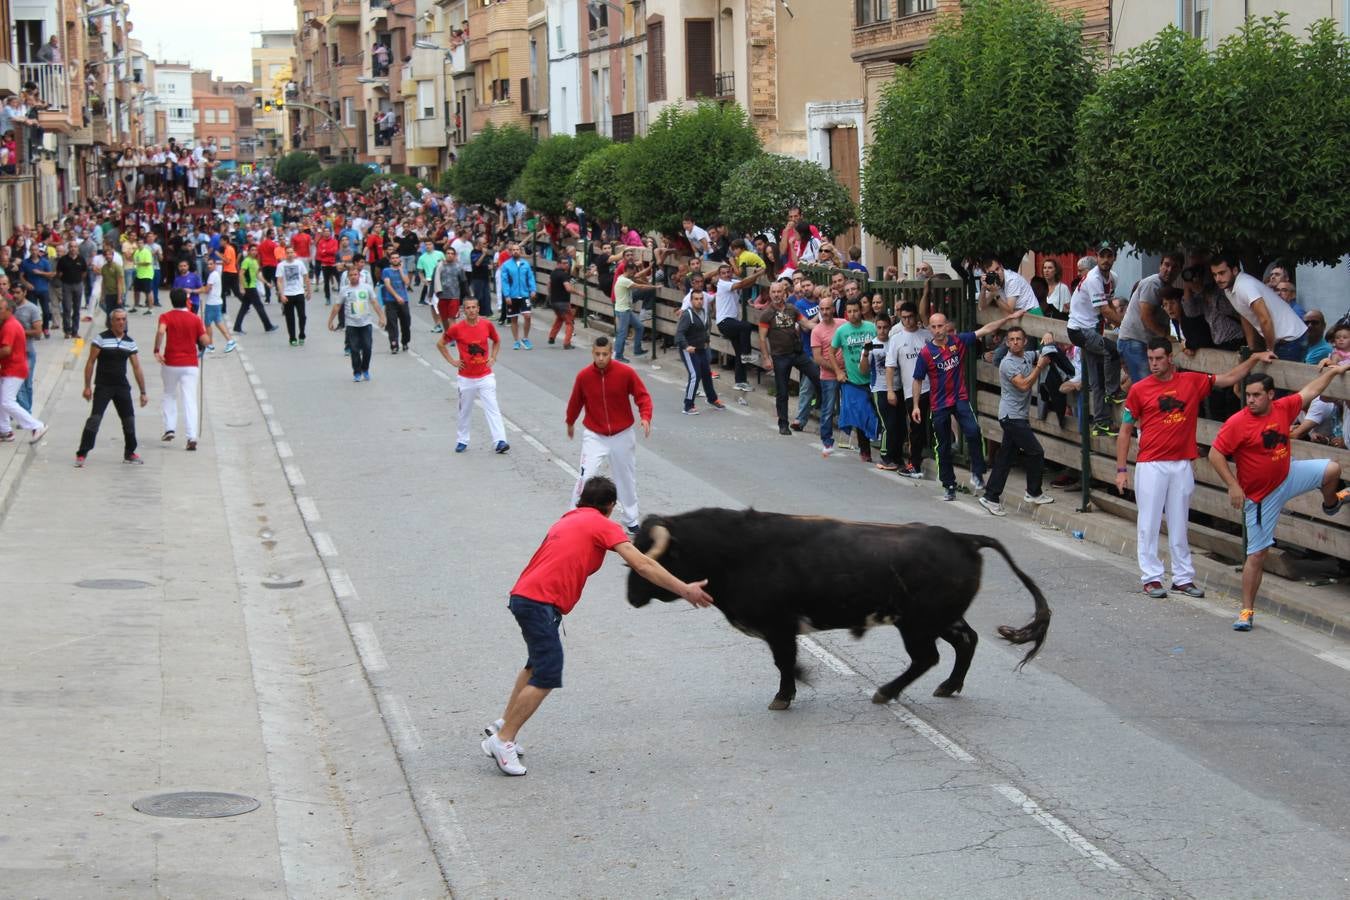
965,533,1052,669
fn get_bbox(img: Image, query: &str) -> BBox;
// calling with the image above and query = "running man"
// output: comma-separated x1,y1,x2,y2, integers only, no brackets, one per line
481,475,714,776
276,246,311,347
201,259,237,353
153,288,209,451
75,307,148,466
438,297,510,454
565,336,653,536
328,267,385,382
1208,363,1349,631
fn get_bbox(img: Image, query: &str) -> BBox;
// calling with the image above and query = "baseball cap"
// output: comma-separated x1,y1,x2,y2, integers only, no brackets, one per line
1097,241,1117,255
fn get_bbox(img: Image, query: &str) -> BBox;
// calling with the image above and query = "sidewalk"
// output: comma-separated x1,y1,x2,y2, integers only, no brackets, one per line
0,320,446,897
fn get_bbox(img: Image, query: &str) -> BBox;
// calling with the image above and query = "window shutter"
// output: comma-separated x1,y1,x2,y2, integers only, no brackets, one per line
647,20,666,102
685,20,714,99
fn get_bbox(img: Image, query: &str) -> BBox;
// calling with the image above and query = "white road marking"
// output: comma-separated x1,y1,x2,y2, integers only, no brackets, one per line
888,705,977,763
1315,650,1350,673
553,458,581,478
259,403,274,416
416,787,487,894
349,622,388,673
275,440,293,459
312,532,337,557
282,462,305,487
379,692,422,750
296,496,320,524
433,369,451,381
797,636,858,677
241,361,255,375
255,388,269,401
327,568,355,599
991,784,1127,874
521,433,549,454
267,419,284,438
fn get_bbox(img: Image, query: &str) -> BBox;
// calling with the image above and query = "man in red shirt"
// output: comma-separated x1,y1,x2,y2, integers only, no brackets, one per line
153,288,209,450
1116,336,1273,598
481,476,714,775
438,297,509,454
1209,363,1349,630
315,230,339,304
257,230,280,304
290,226,313,279
565,336,654,536
0,297,46,443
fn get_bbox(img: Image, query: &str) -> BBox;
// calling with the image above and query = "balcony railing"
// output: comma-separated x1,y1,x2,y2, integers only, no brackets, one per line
21,63,69,112
714,71,734,99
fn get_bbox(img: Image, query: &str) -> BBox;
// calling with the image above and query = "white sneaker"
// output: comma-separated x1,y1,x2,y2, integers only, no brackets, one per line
484,719,524,755
734,382,753,392
978,496,1006,517
1024,492,1055,505
481,734,526,776
969,473,985,492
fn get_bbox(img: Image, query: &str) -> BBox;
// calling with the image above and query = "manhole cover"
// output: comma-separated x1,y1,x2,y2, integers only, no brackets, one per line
133,792,259,819
261,579,304,590
77,579,152,590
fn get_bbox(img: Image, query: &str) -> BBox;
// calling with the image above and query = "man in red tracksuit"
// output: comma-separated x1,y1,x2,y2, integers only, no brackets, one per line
565,335,654,535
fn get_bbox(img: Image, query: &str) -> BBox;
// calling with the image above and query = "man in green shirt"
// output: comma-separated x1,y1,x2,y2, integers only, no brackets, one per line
829,297,880,464
131,240,155,314
233,245,276,334
100,251,125,317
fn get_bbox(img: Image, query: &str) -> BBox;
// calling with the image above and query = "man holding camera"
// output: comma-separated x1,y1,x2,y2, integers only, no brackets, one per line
1116,337,1275,600
982,256,1041,316
1209,363,1350,631
978,326,1057,517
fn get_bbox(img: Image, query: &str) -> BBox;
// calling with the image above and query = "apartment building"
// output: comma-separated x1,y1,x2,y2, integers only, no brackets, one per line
293,0,362,163
466,0,535,133
153,63,195,146
191,71,246,167
359,0,413,171
253,30,295,164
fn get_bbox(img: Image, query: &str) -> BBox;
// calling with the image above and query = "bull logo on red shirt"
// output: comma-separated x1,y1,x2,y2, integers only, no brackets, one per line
1157,393,1186,425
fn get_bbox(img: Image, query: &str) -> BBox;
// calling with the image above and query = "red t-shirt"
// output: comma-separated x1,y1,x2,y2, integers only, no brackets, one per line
159,309,206,367
1211,393,1302,502
290,232,312,258
441,318,498,379
510,507,631,613
1124,371,1214,463
365,233,384,263
0,316,28,379
258,239,280,268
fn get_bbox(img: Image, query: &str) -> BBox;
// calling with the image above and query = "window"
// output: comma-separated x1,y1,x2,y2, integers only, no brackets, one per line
417,81,435,119
239,107,253,126
901,0,934,13
252,63,262,84
684,20,714,99
856,0,890,25
647,19,665,102
490,50,509,102
194,109,200,123
588,3,608,32
343,96,355,126
1183,0,1211,44
555,24,564,52
204,109,216,124
219,108,230,124
220,137,232,151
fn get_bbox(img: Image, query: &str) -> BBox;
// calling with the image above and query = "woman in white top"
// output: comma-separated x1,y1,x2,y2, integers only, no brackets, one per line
1041,258,1071,320
117,146,139,205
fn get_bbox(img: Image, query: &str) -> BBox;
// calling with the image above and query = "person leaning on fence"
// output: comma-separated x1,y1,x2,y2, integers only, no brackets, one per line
1066,246,1124,437
759,277,821,436
1115,336,1275,600
977,326,1058,518
913,308,1025,502
1208,364,1350,631
1117,253,1183,384
1209,254,1308,363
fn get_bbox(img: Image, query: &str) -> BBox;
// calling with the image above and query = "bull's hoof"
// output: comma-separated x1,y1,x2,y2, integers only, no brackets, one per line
768,697,792,711
871,689,895,704
932,681,963,698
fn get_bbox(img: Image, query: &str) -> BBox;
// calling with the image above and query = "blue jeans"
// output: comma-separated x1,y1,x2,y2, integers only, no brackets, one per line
818,379,839,447
795,374,817,427
931,399,986,489
1274,337,1307,363
614,309,644,359
17,346,35,411
1118,337,1149,384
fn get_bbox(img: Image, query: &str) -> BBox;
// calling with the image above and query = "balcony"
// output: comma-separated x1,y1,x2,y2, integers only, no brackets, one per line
21,63,69,112
331,0,361,25
714,71,735,100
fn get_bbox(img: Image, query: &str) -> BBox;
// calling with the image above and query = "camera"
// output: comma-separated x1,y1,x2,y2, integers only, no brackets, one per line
983,271,1003,287
1181,266,1201,282
863,341,878,353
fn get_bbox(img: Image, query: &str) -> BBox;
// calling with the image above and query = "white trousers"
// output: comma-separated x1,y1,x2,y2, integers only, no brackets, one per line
1135,459,1196,585
161,365,200,441
456,373,506,445
570,426,639,528
0,375,41,433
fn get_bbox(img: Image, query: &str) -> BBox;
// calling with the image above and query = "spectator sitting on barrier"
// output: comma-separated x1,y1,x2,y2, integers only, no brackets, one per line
1066,247,1124,437
1303,309,1331,365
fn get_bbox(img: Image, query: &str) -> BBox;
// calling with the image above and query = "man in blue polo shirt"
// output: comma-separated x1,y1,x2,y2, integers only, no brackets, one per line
912,308,1025,501
171,259,206,313
381,250,411,353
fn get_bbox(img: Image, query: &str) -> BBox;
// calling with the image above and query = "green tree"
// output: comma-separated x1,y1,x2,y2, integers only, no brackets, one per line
1077,16,1350,268
567,141,632,223
517,132,611,216
617,101,761,234
312,162,373,192
449,123,537,205
860,0,1096,266
720,154,857,241
275,150,321,186
360,172,420,192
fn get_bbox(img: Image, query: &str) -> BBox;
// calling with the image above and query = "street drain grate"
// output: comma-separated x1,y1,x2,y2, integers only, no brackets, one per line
133,792,260,819
77,579,152,590
261,579,304,590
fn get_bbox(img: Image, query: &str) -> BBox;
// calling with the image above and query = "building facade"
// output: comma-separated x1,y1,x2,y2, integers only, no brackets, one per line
253,30,295,165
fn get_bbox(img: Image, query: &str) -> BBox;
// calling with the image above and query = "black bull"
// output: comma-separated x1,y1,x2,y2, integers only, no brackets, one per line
627,509,1051,710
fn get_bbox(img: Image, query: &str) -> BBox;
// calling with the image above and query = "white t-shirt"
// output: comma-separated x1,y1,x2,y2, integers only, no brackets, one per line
713,278,741,322
1046,282,1071,314
1001,270,1040,313
1225,271,1307,345
684,225,710,255
277,259,308,296
205,269,223,306
1068,266,1115,331
884,326,930,399
452,237,473,262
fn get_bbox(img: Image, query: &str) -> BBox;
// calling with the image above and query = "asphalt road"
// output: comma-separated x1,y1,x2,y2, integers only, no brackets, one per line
233,294,1350,899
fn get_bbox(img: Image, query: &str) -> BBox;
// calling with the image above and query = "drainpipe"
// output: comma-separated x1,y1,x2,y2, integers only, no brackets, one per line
1175,0,1184,30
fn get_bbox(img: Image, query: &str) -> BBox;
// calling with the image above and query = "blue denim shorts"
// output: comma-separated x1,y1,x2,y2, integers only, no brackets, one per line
509,595,564,689
203,304,223,326
1244,458,1330,554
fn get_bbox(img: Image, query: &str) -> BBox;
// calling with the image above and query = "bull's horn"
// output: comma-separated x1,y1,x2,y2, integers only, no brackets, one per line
647,524,671,560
